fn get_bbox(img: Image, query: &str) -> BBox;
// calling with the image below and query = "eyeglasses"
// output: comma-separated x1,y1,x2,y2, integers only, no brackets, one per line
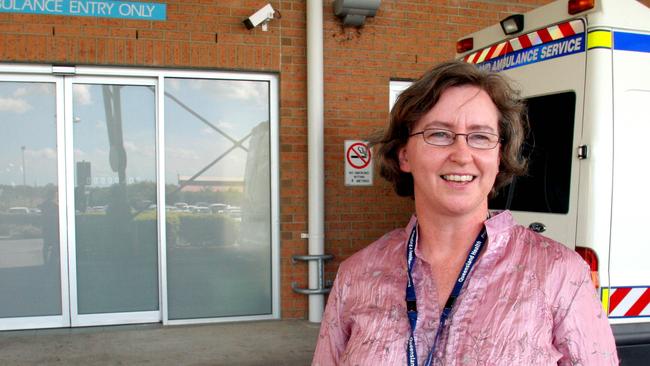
409,128,501,150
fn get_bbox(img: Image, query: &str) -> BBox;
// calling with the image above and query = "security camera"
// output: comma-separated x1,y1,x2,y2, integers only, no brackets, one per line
243,3,275,31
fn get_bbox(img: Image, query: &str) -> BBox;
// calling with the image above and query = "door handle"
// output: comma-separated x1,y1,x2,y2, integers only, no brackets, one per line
529,222,546,233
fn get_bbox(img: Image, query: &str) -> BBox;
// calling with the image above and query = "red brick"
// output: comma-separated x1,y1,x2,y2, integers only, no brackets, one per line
111,28,136,38
138,29,164,40
166,31,190,41
0,23,23,33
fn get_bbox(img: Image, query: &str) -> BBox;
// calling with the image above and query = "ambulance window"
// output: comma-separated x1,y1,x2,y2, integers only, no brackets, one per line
489,92,576,214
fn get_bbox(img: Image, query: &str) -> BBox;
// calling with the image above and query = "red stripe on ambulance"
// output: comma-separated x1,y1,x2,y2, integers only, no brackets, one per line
608,287,650,318
625,288,650,317
484,45,498,61
518,34,532,48
609,287,631,312
558,21,575,37
537,28,553,43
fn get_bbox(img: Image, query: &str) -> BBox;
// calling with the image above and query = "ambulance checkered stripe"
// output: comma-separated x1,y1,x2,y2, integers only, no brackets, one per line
608,287,650,317
463,19,584,64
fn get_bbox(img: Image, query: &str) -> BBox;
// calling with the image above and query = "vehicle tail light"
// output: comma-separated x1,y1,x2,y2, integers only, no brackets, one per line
456,38,474,53
575,246,599,288
568,0,595,15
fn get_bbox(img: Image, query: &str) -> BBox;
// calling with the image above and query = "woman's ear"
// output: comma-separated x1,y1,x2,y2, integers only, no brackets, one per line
398,146,411,173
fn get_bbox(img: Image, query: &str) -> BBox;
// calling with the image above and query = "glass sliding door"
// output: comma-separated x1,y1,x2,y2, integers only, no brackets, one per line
0,66,278,331
164,78,273,320
0,78,68,330
67,78,160,326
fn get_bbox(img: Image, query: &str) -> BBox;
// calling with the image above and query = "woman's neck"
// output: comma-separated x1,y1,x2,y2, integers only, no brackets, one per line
415,206,488,264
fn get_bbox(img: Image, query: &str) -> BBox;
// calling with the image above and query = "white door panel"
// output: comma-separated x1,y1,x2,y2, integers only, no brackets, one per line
495,52,586,248
610,49,650,287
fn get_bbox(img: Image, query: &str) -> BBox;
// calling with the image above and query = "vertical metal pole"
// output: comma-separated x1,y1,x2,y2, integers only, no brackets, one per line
21,145,26,186
317,257,324,294
307,0,325,323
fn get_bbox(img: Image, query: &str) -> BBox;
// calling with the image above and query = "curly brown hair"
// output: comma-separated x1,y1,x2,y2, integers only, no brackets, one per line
373,60,528,197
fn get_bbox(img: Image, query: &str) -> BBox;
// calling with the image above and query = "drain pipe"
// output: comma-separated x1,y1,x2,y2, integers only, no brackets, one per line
306,0,325,323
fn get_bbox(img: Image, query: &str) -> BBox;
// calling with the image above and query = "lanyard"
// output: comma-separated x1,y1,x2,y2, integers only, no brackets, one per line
405,223,487,366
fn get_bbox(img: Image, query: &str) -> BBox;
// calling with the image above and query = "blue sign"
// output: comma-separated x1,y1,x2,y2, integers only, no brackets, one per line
476,33,585,72
0,0,166,20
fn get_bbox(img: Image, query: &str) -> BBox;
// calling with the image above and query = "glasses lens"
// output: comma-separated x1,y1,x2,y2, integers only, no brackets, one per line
423,129,454,146
467,132,498,149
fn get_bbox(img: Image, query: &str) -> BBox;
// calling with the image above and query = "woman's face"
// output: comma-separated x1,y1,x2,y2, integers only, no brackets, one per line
398,85,500,218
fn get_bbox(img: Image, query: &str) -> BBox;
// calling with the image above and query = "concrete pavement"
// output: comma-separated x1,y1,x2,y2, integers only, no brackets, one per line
0,320,321,365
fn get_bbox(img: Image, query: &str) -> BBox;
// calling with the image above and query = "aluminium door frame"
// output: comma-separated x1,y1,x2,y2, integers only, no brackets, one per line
64,75,161,327
0,72,70,331
156,68,280,326
0,64,281,329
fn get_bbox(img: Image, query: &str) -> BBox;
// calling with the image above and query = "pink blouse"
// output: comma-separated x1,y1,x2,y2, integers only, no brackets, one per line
313,211,618,365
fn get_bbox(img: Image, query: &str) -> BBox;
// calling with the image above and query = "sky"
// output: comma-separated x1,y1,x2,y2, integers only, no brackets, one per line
0,78,270,188
0,81,57,186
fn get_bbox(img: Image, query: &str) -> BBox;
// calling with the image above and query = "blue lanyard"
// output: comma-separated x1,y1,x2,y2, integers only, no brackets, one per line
405,223,487,366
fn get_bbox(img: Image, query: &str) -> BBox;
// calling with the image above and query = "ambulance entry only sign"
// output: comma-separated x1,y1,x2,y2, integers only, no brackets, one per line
345,140,373,186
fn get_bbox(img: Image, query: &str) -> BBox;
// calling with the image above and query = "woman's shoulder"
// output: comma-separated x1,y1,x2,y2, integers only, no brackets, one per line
337,227,407,276
505,225,590,284
513,226,584,260
487,212,583,269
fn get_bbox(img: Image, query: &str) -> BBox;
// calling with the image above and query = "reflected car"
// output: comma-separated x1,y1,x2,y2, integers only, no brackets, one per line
226,206,242,220
174,202,188,210
87,206,107,213
209,203,228,214
191,206,210,214
8,207,30,214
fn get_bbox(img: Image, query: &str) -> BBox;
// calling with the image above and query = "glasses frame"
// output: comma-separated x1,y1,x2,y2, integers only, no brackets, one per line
409,128,501,150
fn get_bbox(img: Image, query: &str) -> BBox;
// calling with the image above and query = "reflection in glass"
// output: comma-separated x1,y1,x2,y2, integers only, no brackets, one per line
165,78,271,319
73,84,159,314
490,92,576,213
0,81,61,318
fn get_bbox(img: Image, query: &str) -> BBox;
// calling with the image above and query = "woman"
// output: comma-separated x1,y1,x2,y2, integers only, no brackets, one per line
312,61,618,365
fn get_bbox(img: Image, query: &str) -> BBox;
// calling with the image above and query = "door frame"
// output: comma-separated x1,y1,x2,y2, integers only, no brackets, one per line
64,75,161,327
0,64,280,330
0,73,69,331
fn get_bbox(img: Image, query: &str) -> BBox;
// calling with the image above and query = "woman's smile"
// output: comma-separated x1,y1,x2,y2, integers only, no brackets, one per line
440,174,476,183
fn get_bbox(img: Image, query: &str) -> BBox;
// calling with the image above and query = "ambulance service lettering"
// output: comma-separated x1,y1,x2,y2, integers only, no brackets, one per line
0,0,166,20
477,33,585,72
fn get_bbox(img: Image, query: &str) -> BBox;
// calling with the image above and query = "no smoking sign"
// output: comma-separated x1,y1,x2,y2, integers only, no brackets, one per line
344,140,373,186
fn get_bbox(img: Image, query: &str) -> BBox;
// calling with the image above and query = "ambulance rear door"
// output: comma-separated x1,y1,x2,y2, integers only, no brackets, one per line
462,19,587,248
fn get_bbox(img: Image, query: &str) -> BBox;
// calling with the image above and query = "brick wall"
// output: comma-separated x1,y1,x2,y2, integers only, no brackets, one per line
1,0,647,319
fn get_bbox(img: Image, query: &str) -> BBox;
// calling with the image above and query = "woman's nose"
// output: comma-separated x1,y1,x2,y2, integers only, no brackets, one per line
448,135,473,163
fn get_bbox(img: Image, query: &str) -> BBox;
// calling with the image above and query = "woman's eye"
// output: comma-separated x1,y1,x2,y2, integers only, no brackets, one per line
429,131,452,139
470,133,491,141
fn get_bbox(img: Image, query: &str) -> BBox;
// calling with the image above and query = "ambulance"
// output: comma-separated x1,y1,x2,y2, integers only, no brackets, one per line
455,0,650,360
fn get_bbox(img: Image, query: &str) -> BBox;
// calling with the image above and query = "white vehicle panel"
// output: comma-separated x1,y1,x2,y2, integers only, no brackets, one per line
495,47,586,248
610,46,650,289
